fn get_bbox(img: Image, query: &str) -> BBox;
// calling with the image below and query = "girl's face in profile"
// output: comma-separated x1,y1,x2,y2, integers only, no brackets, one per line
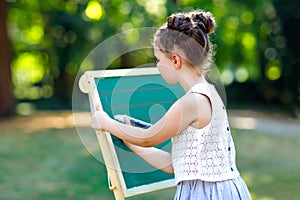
154,48,178,84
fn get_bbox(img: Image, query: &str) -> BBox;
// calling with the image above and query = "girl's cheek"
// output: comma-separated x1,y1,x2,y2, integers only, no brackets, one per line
157,64,165,73
158,65,172,83
157,64,162,73
157,65,165,77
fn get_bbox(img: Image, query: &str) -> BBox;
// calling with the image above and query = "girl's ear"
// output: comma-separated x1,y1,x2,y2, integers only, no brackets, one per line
172,54,181,69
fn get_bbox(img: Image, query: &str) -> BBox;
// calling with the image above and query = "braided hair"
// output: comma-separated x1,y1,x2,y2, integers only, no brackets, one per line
154,11,216,73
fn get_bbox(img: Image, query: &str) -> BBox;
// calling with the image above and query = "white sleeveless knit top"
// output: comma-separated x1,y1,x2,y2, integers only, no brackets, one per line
172,82,240,184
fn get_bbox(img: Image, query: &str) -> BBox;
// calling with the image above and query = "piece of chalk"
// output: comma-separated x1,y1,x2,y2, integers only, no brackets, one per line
114,115,126,123
114,115,151,128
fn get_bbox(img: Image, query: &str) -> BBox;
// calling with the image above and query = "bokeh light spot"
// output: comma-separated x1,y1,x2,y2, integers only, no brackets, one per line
25,25,44,44
221,69,234,85
41,85,53,98
138,0,167,18
15,103,36,116
85,1,103,20
266,66,281,81
226,16,239,29
241,11,254,25
27,87,40,100
235,68,249,83
119,1,131,14
213,0,225,6
12,52,45,86
124,29,140,45
241,32,256,49
264,48,277,60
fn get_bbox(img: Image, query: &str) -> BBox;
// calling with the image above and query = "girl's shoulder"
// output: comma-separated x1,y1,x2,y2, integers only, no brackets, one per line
180,82,213,104
189,82,212,95
178,86,212,128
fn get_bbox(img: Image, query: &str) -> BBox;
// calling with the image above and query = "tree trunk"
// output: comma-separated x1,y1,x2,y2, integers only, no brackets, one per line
273,0,300,118
0,1,14,117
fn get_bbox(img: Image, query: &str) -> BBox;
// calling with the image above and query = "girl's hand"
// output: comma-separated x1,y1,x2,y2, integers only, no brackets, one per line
91,110,112,130
123,115,132,125
121,115,137,148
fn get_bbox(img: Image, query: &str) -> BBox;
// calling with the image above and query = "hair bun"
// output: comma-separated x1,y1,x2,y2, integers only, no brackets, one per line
191,12,215,34
167,14,193,32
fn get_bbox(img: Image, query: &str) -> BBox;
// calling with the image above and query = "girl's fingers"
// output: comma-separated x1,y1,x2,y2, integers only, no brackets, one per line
96,104,101,111
124,115,131,125
91,113,102,130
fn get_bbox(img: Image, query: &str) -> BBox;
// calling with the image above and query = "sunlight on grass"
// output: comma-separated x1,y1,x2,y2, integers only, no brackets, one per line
230,116,257,129
0,111,91,133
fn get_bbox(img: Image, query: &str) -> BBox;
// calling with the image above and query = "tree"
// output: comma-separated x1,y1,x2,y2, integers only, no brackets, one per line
273,0,300,117
4,0,298,114
0,0,14,116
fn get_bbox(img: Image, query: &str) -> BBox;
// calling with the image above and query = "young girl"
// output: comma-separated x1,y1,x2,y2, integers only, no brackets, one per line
92,10,251,200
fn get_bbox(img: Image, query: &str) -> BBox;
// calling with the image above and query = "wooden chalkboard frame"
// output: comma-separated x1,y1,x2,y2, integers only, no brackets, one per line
79,68,179,199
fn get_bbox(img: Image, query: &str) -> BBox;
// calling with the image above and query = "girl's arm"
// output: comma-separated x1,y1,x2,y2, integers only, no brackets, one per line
91,92,211,147
124,142,174,174
101,115,173,174
121,115,173,174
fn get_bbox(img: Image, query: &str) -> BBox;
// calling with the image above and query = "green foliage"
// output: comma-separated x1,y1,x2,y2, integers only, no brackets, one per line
6,0,299,111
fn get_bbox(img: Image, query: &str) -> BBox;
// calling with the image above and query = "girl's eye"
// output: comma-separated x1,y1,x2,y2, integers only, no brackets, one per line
156,60,159,63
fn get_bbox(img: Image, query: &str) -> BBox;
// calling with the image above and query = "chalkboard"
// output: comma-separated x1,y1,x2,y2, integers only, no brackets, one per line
79,68,184,199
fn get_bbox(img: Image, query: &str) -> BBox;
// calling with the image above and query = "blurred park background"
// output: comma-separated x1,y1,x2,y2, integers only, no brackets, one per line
0,0,299,199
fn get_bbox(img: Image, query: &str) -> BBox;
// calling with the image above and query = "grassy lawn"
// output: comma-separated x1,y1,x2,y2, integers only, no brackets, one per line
0,126,299,200
233,129,300,200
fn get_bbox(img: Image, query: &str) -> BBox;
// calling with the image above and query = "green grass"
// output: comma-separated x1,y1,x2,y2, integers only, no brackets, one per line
0,128,112,200
0,127,299,200
233,129,300,200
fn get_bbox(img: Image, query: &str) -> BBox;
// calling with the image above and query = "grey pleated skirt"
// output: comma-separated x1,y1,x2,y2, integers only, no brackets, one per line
174,176,251,200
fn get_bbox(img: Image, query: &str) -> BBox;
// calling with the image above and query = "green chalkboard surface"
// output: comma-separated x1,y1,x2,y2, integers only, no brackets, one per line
95,71,184,191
